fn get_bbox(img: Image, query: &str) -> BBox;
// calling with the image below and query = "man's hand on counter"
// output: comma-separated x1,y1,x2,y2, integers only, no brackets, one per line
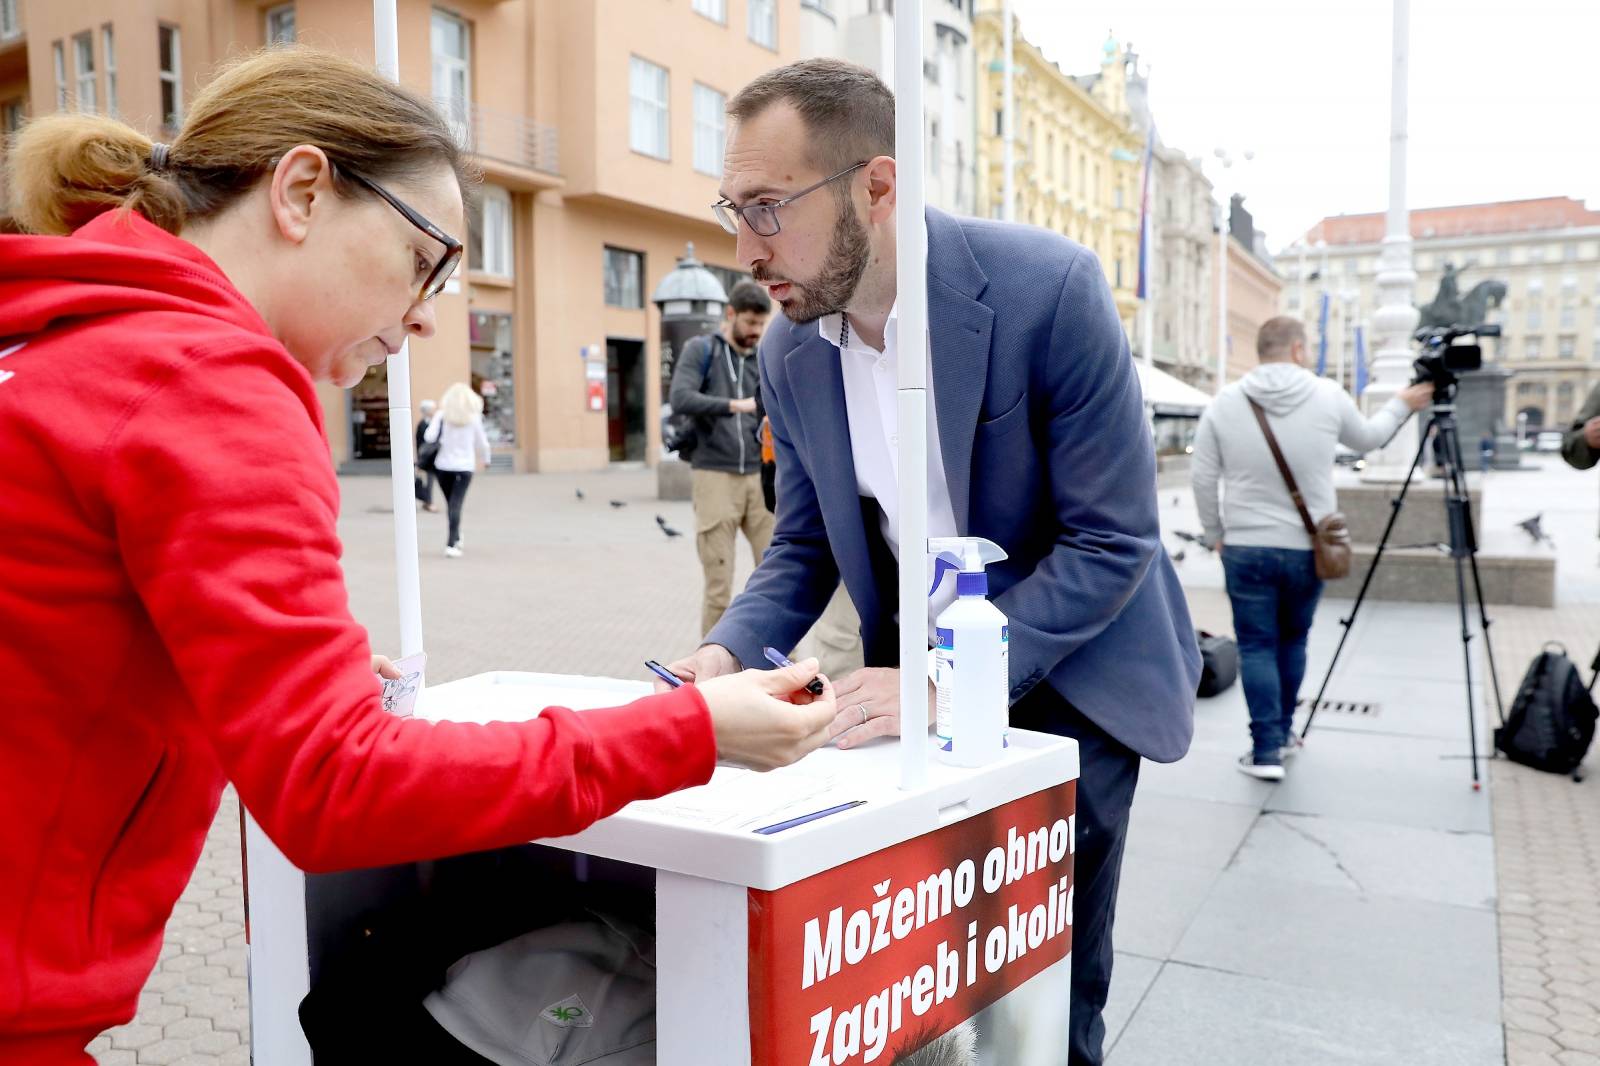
826,668,936,750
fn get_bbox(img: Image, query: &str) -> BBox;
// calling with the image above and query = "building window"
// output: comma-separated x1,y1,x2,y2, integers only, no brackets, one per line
431,9,471,137
73,33,95,112
748,0,777,49
1594,338,1600,362
266,4,296,44
1115,183,1124,209
52,41,66,111
1563,243,1578,261
1527,307,1542,331
1,98,23,134
1495,246,1511,266
603,247,644,309
1559,335,1576,359
993,109,1002,137
102,25,117,117
0,0,19,39
629,57,669,160
1529,245,1546,263
1525,336,1542,359
693,83,725,176
692,0,727,23
469,184,513,277
1561,307,1576,329
158,25,182,129
1287,292,1300,311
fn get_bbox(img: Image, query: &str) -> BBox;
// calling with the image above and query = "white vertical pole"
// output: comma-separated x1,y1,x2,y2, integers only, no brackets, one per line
1366,0,1420,473
376,0,425,658
1001,0,1014,223
1139,149,1156,369
1214,196,1229,393
1297,242,1307,328
895,0,930,793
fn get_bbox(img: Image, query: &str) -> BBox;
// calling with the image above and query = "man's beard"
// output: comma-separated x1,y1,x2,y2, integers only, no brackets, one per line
754,198,870,325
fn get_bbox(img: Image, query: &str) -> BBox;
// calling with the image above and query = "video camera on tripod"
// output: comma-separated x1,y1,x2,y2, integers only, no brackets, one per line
1411,323,1499,394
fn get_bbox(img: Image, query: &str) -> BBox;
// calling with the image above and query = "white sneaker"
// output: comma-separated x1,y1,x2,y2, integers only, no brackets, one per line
444,545,463,558
1236,753,1285,782
1280,735,1305,760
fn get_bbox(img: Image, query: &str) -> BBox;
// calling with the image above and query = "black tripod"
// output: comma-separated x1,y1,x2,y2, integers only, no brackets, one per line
1300,389,1507,789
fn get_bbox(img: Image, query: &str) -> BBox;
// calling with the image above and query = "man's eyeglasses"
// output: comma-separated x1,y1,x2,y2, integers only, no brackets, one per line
712,161,868,238
342,167,464,302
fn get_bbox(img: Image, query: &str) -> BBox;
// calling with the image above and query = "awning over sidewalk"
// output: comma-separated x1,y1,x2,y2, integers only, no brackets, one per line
1136,361,1213,417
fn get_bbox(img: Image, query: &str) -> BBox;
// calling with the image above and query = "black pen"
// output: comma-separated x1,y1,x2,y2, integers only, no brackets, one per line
762,646,826,696
644,660,685,688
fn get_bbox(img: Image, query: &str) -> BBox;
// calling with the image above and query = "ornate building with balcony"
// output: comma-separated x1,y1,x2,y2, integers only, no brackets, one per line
972,7,1142,330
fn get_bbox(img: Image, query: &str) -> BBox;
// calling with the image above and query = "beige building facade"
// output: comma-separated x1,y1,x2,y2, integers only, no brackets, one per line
1,0,803,470
1284,197,1600,430
972,7,1141,327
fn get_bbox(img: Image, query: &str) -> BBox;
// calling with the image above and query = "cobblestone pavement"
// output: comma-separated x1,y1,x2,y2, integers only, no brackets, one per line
93,465,1600,1063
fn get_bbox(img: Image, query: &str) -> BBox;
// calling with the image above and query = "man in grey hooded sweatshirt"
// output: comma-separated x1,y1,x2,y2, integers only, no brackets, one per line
1192,316,1432,779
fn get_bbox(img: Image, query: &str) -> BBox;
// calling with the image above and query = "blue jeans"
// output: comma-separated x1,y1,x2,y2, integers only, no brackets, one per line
1221,546,1323,761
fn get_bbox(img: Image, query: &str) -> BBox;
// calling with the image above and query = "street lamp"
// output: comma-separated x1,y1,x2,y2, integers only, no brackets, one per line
1212,147,1253,395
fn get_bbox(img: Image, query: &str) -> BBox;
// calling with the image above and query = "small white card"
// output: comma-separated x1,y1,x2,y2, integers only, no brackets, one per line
380,652,426,718
541,994,595,1028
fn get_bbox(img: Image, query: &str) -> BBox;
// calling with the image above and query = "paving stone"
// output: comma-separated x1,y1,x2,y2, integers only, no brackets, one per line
107,1024,162,1051
161,1017,212,1041
136,1038,194,1066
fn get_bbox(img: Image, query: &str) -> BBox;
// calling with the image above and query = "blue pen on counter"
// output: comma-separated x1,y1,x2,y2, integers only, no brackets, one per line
762,646,827,696
753,799,867,835
644,660,685,689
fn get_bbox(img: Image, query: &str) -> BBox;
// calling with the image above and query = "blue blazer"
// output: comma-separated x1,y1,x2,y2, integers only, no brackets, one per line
706,209,1199,763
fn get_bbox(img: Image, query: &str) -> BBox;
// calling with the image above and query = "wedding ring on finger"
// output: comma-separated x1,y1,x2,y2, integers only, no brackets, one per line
857,703,869,725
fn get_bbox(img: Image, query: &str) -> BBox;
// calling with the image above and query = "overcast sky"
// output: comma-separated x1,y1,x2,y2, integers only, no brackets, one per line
1011,0,1600,253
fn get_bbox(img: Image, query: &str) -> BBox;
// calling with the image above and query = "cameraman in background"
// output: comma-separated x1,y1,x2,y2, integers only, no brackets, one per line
1193,316,1432,780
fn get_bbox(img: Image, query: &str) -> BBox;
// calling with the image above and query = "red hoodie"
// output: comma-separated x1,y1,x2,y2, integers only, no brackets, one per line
0,212,717,1063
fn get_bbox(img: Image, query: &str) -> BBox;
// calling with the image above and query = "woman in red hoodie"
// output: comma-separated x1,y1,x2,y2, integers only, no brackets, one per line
0,47,837,1063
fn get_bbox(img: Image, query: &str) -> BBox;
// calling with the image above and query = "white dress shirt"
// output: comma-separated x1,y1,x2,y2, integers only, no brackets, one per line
819,302,960,638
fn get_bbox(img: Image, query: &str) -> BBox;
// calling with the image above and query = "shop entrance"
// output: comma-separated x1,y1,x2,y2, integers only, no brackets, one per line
350,363,391,460
606,338,646,463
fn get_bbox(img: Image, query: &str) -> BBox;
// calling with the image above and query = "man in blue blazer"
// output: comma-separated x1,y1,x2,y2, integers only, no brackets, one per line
665,59,1200,1065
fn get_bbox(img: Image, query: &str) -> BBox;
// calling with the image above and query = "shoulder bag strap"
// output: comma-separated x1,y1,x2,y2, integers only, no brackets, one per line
1248,398,1319,538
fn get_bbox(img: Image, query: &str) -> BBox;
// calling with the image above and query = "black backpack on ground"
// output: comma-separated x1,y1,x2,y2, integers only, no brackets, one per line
1196,630,1239,698
1494,642,1598,781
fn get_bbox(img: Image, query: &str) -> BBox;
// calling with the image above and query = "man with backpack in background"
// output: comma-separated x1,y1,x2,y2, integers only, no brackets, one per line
670,280,775,635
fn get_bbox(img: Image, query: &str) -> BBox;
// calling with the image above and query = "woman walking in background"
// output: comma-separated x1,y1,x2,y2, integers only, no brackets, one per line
425,381,491,556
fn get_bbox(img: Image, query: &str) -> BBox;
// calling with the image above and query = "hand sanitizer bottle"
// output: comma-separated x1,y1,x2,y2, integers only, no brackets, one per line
929,537,1009,768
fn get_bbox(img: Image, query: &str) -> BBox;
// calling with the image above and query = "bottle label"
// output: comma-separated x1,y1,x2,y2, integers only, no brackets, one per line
935,636,954,743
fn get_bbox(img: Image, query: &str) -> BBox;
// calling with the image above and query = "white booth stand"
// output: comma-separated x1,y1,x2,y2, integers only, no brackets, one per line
244,673,1078,1064
241,1,1079,1061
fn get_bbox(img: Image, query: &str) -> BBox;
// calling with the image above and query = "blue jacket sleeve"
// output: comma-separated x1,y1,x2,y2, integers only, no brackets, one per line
991,249,1162,699
703,340,839,666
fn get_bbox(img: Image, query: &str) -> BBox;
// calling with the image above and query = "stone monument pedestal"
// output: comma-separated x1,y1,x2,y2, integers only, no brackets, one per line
1331,476,1554,606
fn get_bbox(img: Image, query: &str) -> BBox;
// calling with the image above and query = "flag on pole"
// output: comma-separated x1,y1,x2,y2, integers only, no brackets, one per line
1135,125,1156,300
1354,324,1368,398
1315,292,1330,377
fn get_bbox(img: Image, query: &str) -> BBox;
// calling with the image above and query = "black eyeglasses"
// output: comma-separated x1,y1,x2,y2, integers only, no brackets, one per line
342,168,463,301
712,161,868,238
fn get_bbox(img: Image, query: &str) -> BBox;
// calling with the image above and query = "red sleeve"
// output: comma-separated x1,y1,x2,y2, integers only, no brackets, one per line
104,342,715,872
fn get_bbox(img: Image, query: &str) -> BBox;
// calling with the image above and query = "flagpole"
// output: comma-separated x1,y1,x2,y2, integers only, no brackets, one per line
1001,0,1015,223
1137,128,1156,369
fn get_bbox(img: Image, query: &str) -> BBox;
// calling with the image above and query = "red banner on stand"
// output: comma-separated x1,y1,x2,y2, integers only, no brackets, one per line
748,783,1075,1066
